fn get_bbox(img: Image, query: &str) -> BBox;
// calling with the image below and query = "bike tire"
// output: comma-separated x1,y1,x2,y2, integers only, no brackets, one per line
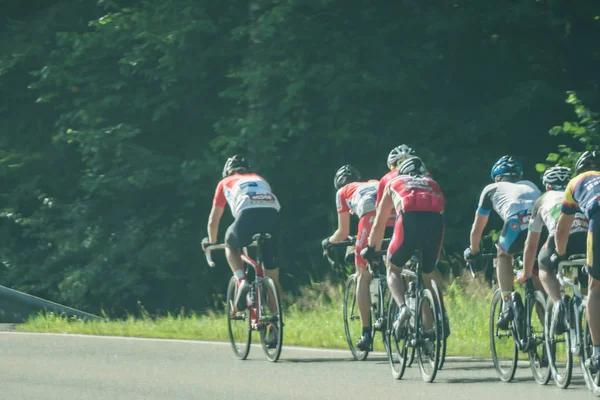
343,274,370,361
431,279,447,370
544,297,571,388
489,289,518,382
581,311,600,396
226,276,252,360
416,288,441,383
528,290,550,385
386,296,408,379
259,277,284,362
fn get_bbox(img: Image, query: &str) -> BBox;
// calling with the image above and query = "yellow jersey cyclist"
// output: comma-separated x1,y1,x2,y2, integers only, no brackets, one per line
464,155,541,330
518,166,588,334
554,150,600,372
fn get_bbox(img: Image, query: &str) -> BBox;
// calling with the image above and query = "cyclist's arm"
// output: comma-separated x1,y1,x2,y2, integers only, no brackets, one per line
329,212,350,243
469,211,489,254
555,212,575,255
368,186,394,250
556,179,579,255
207,205,225,244
523,196,543,275
522,230,541,276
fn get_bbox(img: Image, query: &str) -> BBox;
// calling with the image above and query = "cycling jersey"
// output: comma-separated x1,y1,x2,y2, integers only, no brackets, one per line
376,169,434,207
213,173,281,218
561,171,600,219
388,175,445,214
477,180,541,221
529,190,588,235
336,180,378,218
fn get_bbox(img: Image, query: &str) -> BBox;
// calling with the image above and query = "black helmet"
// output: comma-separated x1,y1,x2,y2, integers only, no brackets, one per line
334,165,361,190
575,150,600,174
398,156,427,176
542,166,571,189
222,155,249,178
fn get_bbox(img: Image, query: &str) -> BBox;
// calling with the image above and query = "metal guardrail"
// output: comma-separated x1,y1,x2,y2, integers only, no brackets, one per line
0,284,102,323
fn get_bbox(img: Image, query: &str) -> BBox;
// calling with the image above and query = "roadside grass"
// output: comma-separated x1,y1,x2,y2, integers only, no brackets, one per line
19,272,495,358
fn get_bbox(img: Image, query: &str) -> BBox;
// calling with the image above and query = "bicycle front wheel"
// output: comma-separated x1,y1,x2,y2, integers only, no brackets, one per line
416,288,441,383
489,289,518,381
343,274,370,361
386,296,407,379
528,290,550,385
226,276,252,360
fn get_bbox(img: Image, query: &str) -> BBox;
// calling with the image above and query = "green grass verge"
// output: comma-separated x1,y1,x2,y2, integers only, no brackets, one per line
18,273,495,358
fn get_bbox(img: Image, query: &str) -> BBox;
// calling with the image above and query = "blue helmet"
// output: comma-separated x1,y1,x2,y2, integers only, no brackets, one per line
490,155,522,181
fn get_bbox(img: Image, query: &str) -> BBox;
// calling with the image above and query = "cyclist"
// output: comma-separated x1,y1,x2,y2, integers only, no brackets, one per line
380,145,450,337
362,156,445,337
464,155,541,331
554,150,600,372
322,165,378,351
518,166,588,334
517,166,588,333
202,155,281,314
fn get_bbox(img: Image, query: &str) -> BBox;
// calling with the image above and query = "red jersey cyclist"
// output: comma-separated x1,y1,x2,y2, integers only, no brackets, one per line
202,155,282,314
322,165,379,351
362,156,446,339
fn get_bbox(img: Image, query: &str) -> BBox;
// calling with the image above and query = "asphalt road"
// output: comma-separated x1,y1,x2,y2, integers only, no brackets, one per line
0,332,592,400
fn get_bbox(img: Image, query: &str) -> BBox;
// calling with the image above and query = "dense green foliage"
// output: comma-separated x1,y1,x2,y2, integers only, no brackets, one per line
1,0,600,315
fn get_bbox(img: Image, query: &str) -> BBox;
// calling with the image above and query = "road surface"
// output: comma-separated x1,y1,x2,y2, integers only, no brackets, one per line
0,332,591,400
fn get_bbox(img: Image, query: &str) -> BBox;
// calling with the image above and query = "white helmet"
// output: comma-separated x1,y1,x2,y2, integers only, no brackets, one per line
387,144,414,170
542,166,571,189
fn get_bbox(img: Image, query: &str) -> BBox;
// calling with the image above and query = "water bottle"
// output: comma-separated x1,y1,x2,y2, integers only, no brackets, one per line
369,277,379,304
246,286,255,307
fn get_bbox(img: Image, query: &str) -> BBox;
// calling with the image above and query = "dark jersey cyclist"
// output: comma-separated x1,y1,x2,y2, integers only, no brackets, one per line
555,151,600,372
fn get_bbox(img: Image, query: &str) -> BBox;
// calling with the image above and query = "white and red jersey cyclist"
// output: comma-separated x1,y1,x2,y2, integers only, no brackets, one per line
213,173,281,218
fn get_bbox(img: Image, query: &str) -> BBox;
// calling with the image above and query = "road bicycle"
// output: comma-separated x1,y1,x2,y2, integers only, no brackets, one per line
325,237,391,361
205,233,283,362
544,253,587,388
386,248,442,383
401,255,448,371
467,251,549,384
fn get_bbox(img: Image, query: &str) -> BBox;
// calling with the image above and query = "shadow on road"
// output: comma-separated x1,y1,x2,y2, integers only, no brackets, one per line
282,357,355,363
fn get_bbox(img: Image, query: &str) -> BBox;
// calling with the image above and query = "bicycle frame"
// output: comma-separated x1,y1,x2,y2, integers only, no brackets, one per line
556,257,587,354
205,240,268,330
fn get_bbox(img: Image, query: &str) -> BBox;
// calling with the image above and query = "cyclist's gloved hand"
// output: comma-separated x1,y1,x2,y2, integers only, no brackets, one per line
321,237,332,251
549,250,567,270
360,245,376,261
201,237,211,252
463,247,479,262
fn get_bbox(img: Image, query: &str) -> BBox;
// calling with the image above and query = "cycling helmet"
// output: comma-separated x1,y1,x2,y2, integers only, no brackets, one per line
398,156,427,176
334,165,361,190
575,150,600,174
542,166,571,189
387,144,415,170
490,155,523,181
222,155,249,178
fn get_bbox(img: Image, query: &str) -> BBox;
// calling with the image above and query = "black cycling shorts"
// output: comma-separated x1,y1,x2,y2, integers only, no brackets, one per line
587,209,600,281
225,207,279,270
387,211,444,274
539,232,588,288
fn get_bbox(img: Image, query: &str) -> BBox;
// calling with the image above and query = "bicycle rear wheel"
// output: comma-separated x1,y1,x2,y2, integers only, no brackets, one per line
258,277,284,362
489,289,518,381
226,276,252,360
431,279,447,370
545,297,571,388
416,288,441,383
528,290,550,385
386,296,407,379
343,274,370,360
